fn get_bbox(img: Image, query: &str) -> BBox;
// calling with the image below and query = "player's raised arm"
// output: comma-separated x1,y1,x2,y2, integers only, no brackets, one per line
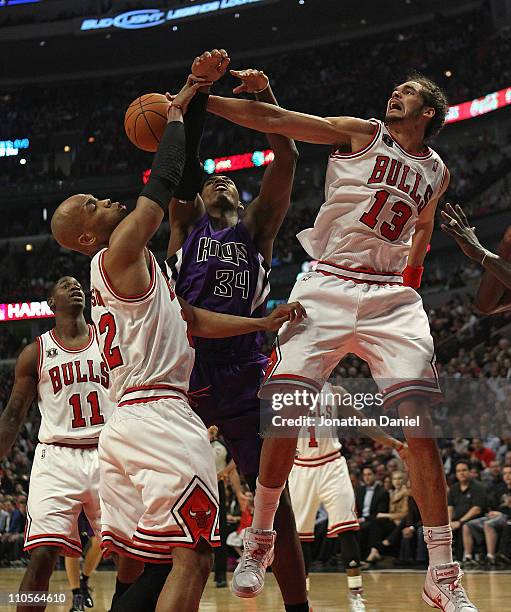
404,168,450,289
104,80,208,297
230,69,299,263
0,343,38,457
442,203,511,313
179,299,306,338
168,51,231,258
206,95,374,146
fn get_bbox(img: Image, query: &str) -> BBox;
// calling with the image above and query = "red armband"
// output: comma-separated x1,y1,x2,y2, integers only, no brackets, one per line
402,265,423,289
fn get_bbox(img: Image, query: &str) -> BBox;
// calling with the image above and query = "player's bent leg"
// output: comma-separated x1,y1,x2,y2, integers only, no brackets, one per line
155,540,212,612
17,546,60,612
398,399,478,612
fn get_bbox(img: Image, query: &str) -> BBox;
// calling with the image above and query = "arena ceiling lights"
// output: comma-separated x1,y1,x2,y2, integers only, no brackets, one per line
79,0,276,32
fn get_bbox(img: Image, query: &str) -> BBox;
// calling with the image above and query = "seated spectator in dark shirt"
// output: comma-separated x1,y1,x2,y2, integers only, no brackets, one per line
462,465,511,568
448,461,487,561
355,466,389,559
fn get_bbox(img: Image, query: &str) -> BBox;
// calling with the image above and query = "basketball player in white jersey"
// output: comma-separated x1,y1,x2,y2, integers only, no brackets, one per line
201,72,479,611
0,276,113,612
50,79,304,612
289,383,406,612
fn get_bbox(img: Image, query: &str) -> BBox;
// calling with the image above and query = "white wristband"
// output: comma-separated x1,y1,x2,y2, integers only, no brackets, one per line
254,80,270,94
480,250,489,266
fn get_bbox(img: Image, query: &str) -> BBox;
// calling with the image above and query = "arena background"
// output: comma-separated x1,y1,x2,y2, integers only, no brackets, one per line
0,0,511,610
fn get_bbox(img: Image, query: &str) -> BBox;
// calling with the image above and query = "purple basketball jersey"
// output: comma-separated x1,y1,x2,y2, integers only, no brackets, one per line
167,214,270,357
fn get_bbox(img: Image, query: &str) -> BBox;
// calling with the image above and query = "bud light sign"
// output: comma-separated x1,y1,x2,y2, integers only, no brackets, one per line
81,0,268,31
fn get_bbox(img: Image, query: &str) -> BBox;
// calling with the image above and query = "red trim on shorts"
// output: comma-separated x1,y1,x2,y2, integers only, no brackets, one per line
298,534,315,542
99,249,156,303
330,122,381,159
318,261,402,278
295,450,341,463
101,540,172,564
49,325,95,353
123,384,188,395
24,540,82,557
47,442,98,449
327,524,360,537
118,395,185,407
318,270,403,287
294,454,341,468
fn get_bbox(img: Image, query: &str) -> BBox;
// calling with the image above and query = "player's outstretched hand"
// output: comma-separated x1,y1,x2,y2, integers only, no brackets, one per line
440,203,486,263
192,49,230,83
230,69,269,94
262,301,306,331
165,75,212,115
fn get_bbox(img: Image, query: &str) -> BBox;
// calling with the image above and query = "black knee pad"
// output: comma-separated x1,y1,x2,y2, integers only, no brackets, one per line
338,530,361,568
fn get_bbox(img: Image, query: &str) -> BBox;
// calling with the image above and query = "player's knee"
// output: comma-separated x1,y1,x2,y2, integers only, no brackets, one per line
28,546,59,578
338,531,361,567
173,541,212,579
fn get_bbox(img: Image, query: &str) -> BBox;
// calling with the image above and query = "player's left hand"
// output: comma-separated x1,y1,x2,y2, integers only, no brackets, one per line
191,49,230,83
262,301,306,331
440,203,486,263
230,69,269,94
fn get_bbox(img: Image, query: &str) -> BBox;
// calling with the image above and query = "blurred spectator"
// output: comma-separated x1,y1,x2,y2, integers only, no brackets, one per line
448,460,487,560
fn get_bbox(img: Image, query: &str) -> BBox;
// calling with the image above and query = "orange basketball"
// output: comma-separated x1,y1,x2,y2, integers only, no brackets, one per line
124,93,169,152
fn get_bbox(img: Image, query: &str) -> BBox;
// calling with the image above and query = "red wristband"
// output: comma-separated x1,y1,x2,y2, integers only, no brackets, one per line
402,265,423,289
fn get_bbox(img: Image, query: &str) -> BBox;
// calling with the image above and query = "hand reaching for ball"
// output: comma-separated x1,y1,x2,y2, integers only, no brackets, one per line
165,75,212,116
191,49,230,83
230,69,269,94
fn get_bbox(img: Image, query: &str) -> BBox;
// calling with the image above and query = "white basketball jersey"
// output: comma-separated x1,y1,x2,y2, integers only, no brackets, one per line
297,119,447,281
295,383,342,466
36,326,112,445
90,248,194,407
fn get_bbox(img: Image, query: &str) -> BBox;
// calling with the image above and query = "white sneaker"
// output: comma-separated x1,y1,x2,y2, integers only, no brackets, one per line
231,527,276,598
422,563,479,611
348,591,367,611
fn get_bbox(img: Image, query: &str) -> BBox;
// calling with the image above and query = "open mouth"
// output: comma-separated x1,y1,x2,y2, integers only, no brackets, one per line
70,291,83,300
388,99,403,111
215,184,229,191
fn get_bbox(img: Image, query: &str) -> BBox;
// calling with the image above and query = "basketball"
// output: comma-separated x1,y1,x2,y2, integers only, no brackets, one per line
124,93,169,152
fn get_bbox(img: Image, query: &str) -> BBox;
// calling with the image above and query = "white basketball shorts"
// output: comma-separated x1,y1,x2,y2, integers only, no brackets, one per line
98,398,220,563
261,270,441,408
24,443,101,557
289,455,359,541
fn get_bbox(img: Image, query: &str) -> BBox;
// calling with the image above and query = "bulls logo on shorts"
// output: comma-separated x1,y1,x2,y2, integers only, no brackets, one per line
261,338,282,385
177,479,219,543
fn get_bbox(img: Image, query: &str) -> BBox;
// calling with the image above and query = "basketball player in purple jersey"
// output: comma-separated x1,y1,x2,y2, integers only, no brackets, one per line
166,50,309,611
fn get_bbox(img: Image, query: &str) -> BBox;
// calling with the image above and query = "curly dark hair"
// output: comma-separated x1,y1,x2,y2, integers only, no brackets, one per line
406,71,449,140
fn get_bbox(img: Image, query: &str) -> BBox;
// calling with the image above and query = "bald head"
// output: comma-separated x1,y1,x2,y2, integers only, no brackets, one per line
51,193,126,257
51,195,87,253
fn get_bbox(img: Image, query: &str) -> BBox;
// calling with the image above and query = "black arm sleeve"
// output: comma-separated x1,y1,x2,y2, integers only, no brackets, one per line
174,92,209,201
140,120,185,209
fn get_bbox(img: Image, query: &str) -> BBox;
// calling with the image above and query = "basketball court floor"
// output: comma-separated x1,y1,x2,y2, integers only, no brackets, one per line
0,569,508,611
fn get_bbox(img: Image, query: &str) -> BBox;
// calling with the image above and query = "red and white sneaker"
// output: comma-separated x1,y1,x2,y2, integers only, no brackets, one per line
422,563,479,611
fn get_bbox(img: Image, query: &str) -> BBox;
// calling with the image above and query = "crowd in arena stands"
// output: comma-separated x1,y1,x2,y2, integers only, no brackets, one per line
1,6,511,216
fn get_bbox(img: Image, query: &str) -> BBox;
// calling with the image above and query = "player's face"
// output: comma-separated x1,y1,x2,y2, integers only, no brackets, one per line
80,194,127,234
385,81,426,123
201,176,240,212
52,277,85,312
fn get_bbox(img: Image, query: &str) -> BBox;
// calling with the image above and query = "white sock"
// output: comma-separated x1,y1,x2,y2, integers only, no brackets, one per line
252,478,285,531
424,525,453,567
